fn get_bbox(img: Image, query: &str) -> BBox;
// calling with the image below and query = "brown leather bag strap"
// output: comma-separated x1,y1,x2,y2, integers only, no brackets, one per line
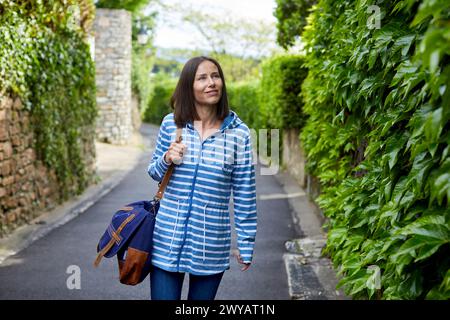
154,127,182,201
93,212,136,267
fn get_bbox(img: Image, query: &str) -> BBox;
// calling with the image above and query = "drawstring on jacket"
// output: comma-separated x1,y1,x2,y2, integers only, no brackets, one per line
169,200,180,254
203,204,208,262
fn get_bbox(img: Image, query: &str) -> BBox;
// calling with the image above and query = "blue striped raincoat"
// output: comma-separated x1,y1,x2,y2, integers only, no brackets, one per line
147,111,257,275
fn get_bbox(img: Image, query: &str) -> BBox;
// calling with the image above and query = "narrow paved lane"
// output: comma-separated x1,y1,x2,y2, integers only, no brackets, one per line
0,125,297,299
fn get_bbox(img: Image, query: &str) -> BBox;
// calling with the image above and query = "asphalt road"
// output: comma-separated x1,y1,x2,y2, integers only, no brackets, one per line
0,125,298,300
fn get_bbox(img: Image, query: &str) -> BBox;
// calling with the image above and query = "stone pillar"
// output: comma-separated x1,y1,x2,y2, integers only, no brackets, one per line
94,9,132,145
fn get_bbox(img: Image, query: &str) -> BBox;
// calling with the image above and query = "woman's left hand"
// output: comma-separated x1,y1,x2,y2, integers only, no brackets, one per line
236,254,251,271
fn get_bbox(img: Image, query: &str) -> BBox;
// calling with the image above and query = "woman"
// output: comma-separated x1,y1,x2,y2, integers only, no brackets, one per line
147,56,257,300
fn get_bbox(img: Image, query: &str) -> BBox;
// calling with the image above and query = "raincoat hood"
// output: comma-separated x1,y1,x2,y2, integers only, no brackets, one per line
220,110,243,131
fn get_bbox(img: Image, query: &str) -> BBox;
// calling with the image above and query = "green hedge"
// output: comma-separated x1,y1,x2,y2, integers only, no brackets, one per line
143,77,176,124
259,55,308,130
0,1,97,199
298,0,449,299
227,81,261,130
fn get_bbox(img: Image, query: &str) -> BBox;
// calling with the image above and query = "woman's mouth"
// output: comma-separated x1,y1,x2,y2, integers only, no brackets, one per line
205,90,219,96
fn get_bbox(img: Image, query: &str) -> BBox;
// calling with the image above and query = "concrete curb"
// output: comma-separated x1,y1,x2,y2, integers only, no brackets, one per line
0,130,152,265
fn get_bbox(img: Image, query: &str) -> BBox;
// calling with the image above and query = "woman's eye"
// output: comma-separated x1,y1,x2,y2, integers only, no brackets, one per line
196,74,220,81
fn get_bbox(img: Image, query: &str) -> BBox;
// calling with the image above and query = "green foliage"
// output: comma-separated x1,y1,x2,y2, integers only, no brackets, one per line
95,0,148,12
78,0,97,33
0,1,97,199
131,11,157,113
259,55,308,129
143,75,176,124
132,50,155,114
297,0,450,299
274,0,317,49
227,81,261,130
212,53,262,83
152,56,183,77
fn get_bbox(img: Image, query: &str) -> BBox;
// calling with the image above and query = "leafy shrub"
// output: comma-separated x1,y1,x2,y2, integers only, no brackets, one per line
297,0,449,299
259,55,308,130
0,1,97,199
227,81,261,130
143,77,176,124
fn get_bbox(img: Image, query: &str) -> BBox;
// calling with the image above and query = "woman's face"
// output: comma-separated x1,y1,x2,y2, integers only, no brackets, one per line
193,60,223,108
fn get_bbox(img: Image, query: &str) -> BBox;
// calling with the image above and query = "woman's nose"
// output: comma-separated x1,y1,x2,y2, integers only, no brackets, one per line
208,76,216,86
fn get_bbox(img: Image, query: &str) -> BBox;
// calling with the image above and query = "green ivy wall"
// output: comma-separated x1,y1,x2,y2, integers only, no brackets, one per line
0,1,97,237
298,0,449,299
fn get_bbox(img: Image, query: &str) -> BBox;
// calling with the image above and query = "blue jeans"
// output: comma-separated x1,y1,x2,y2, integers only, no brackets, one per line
150,266,224,300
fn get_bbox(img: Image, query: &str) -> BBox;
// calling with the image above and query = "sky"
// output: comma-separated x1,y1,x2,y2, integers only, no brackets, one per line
149,0,278,51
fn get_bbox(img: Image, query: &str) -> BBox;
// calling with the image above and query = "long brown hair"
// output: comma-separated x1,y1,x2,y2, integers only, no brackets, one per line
170,56,229,128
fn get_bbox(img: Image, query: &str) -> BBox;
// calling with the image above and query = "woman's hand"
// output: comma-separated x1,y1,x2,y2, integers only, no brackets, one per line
236,253,251,271
164,141,187,165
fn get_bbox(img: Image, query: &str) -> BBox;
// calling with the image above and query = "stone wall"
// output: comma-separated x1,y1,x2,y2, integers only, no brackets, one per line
0,96,57,236
282,129,307,188
94,9,132,145
282,128,323,216
0,95,96,238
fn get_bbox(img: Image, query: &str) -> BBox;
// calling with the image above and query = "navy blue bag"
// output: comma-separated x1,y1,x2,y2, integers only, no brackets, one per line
94,200,159,285
94,129,181,285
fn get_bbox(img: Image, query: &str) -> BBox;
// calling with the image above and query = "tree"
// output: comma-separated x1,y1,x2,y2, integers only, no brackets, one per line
274,0,316,49
157,3,280,82
179,6,277,60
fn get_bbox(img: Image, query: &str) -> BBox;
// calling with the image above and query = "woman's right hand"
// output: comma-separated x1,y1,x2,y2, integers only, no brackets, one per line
164,141,187,165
